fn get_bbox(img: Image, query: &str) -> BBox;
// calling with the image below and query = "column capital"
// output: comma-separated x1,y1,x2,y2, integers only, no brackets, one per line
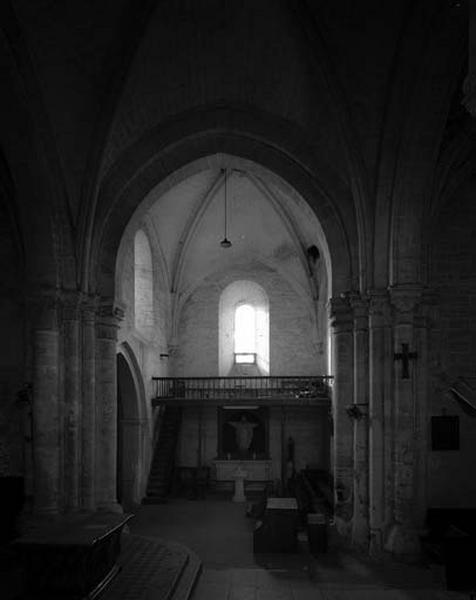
367,288,391,316
414,287,438,327
28,287,60,330
59,289,83,321
96,300,125,340
328,294,353,332
97,299,125,323
348,292,369,331
389,284,423,324
81,294,99,323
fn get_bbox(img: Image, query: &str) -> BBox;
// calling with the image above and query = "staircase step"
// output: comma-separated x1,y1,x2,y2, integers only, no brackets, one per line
145,407,181,508
170,547,202,600
100,534,200,600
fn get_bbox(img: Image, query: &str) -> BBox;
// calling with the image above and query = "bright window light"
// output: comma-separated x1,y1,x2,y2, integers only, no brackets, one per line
235,353,256,364
234,304,256,354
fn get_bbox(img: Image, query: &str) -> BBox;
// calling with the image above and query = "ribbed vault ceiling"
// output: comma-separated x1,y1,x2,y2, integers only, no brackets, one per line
128,157,328,307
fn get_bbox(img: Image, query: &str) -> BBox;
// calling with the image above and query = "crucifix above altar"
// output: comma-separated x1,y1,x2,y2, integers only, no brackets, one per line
217,406,269,460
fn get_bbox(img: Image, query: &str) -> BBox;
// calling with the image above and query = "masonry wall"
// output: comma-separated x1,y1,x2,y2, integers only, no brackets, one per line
116,224,171,503
0,204,24,478
173,267,329,483
173,269,326,377
428,180,476,507
118,226,170,385
176,406,330,484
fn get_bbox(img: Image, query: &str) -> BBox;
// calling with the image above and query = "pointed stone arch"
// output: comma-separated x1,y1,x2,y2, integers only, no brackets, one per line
116,342,149,508
88,106,357,302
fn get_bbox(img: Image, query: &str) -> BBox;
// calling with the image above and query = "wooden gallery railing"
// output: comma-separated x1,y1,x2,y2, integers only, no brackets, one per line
152,376,333,406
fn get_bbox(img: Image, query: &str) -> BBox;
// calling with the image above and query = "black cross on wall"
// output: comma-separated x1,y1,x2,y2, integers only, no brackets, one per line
394,343,418,379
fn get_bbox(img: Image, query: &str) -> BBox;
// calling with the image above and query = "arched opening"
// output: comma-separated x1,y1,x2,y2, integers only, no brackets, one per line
234,303,256,362
93,124,354,535
219,280,270,376
108,149,338,491
116,353,142,509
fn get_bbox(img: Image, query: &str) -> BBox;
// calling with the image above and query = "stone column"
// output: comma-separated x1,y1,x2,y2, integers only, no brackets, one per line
386,286,422,559
95,302,123,513
61,291,82,511
329,295,354,538
368,289,392,556
350,293,370,550
81,296,97,510
463,0,476,116
30,292,61,514
413,290,433,529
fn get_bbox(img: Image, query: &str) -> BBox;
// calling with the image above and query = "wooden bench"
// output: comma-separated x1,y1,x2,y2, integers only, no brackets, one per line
12,512,133,599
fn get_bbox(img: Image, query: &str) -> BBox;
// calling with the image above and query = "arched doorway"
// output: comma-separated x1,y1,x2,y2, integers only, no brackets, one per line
116,352,144,509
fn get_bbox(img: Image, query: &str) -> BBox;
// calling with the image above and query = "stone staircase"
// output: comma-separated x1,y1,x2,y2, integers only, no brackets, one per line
143,406,181,503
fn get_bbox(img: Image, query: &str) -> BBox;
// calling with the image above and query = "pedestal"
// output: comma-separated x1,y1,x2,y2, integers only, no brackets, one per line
233,467,247,503
213,460,272,494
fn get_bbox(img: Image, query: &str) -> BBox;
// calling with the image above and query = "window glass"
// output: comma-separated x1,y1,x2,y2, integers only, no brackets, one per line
234,304,256,354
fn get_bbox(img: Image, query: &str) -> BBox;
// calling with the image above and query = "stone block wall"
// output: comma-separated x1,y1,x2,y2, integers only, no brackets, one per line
176,406,330,483
429,180,476,507
173,268,325,377
0,205,24,477
117,225,170,394
116,224,171,503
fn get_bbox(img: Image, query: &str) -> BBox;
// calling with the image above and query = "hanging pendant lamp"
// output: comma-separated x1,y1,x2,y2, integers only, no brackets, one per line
220,168,232,248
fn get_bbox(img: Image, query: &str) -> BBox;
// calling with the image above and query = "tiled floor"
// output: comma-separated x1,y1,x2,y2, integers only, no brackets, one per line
129,498,469,600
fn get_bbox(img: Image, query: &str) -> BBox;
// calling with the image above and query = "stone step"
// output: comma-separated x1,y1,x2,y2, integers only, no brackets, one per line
170,547,202,600
100,534,201,600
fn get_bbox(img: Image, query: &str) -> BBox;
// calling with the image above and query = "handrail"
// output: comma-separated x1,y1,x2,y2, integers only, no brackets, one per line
152,375,333,402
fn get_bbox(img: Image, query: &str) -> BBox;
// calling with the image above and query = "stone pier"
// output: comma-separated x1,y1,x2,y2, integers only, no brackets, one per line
31,292,61,514
62,291,82,511
81,296,97,510
329,296,354,538
368,290,392,556
385,286,423,560
95,302,123,513
350,293,370,550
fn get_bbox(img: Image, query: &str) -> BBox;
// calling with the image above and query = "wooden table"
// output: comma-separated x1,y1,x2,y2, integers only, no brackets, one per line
12,512,133,599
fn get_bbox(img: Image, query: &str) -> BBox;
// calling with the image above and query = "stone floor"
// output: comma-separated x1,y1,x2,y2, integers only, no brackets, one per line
1,497,472,599
129,498,470,600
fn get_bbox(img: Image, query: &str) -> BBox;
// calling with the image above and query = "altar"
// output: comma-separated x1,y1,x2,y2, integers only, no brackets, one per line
213,459,272,493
